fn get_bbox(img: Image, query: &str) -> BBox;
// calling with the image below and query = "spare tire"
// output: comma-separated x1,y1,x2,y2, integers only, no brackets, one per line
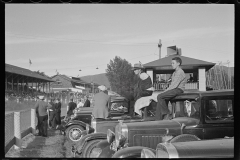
170,134,200,143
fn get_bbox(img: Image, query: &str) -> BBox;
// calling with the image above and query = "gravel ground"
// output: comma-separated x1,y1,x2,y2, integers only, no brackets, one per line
5,128,74,158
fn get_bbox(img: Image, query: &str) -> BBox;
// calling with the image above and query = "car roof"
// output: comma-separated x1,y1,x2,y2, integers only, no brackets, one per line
171,89,234,101
110,96,128,102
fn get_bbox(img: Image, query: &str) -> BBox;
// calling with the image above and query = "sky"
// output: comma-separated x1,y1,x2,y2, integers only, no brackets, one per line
5,4,234,77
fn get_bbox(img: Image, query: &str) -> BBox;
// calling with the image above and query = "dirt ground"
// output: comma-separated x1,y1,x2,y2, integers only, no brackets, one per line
5,128,74,158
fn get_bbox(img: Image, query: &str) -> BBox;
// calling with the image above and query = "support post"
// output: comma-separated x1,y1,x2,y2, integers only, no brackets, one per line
31,109,36,134
14,112,22,149
146,69,153,84
12,75,13,91
198,68,206,91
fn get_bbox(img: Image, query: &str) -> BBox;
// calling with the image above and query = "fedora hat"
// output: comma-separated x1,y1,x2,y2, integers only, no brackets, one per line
132,63,144,70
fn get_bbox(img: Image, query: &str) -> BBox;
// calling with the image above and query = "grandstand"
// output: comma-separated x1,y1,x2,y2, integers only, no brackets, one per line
5,64,55,101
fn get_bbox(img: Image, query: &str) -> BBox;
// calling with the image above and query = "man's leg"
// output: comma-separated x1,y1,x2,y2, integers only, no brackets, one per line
155,88,183,120
38,116,43,136
43,115,48,137
49,111,53,128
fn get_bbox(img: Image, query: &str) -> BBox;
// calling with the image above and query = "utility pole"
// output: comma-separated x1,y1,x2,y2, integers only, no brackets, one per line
158,39,162,59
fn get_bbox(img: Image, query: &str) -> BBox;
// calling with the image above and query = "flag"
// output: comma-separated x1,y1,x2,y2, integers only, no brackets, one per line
29,59,32,65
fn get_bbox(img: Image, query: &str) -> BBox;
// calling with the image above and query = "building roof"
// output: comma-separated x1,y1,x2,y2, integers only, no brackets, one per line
144,55,215,72
79,73,110,88
5,63,55,82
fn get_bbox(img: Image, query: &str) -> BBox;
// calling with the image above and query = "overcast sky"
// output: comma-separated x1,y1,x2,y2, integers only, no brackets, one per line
5,4,234,77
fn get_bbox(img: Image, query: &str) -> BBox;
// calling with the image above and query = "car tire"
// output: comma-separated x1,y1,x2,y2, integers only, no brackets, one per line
66,125,84,143
82,139,101,158
170,134,201,143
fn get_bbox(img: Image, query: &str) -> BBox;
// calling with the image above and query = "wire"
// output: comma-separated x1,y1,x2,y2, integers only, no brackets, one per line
6,33,156,46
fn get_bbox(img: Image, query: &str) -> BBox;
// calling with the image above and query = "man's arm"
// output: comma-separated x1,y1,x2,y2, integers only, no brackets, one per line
166,70,185,91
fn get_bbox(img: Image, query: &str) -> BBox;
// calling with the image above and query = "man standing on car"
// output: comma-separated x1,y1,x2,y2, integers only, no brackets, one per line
34,95,52,137
155,57,186,120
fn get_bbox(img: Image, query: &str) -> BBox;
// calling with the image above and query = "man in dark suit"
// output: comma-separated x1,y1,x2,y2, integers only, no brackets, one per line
83,95,91,107
54,98,61,129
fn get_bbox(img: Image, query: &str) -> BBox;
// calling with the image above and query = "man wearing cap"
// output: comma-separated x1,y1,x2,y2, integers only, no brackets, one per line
34,95,52,137
132,63,153,101
92,85,111,119
83,95,91,107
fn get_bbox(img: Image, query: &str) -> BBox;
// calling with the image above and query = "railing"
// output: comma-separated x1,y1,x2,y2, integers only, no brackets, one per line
5,109,37,154
154,82,199,91
153,83,169,91
185,82,198,90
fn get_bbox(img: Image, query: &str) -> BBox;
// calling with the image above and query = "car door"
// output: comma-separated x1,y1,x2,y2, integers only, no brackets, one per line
202,96,234,139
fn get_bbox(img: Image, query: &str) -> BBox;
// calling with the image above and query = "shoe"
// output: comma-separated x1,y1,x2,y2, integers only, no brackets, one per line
42,135,48,137
34,134,42,136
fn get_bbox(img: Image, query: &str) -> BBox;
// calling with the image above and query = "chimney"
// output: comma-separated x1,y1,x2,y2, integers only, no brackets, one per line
158,39,162,59
177,48,182,56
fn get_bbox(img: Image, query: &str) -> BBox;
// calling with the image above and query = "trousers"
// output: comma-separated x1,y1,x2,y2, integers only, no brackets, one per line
49,111,56,128
155,88,183,120
38,115,48,136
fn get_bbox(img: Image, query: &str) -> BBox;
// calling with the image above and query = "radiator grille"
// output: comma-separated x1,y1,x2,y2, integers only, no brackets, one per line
134,135,163,149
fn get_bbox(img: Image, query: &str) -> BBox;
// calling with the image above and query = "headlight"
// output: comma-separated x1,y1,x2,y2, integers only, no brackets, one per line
107,129,115,144
86,124,95,134
141,149,156,158
115,121,127,150
90,147,102,158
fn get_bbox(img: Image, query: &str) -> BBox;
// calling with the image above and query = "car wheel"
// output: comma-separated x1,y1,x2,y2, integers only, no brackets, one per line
82,139,101,158
170,134,200,143
66,125,84,143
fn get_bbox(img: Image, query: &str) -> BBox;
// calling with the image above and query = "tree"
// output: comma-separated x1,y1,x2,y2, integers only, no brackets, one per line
106,56,137,98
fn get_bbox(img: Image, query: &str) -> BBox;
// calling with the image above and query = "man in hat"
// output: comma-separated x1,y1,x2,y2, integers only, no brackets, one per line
92,85,110,119
155,57,186,120
132,63,153,101
34,95,52,137
83,95,90,107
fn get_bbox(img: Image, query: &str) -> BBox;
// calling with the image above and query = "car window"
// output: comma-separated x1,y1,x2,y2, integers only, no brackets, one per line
174,100,200,120
110,102,128,112
205,98,234,123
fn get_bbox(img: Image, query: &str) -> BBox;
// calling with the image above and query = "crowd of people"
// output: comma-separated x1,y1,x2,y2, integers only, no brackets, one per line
34,95,91,137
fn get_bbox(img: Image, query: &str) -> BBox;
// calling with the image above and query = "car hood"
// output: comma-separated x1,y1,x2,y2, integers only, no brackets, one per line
126,120,181,132
171,117,200,127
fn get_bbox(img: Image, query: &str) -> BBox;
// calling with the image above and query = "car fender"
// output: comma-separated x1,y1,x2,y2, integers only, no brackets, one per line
65,120,87,130
112,146,155,158
96,140,115,158
76,132,107,154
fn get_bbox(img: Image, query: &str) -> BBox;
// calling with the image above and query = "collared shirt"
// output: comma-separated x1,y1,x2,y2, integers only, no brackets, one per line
167,67,186,91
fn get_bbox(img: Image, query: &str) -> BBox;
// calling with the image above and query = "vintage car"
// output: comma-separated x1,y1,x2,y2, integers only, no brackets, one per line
141,137,234,158
62,96,130,143
72,97,159,157
91,89,234,158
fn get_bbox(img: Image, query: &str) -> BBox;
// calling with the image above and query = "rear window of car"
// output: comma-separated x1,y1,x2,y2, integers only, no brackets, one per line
205,98,234,123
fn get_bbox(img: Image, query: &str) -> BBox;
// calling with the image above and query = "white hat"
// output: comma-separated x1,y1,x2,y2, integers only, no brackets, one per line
98,85,107,91
39,95,45,100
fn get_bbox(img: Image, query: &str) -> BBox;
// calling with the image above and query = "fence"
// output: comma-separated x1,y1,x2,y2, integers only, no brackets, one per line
5,108,36,154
